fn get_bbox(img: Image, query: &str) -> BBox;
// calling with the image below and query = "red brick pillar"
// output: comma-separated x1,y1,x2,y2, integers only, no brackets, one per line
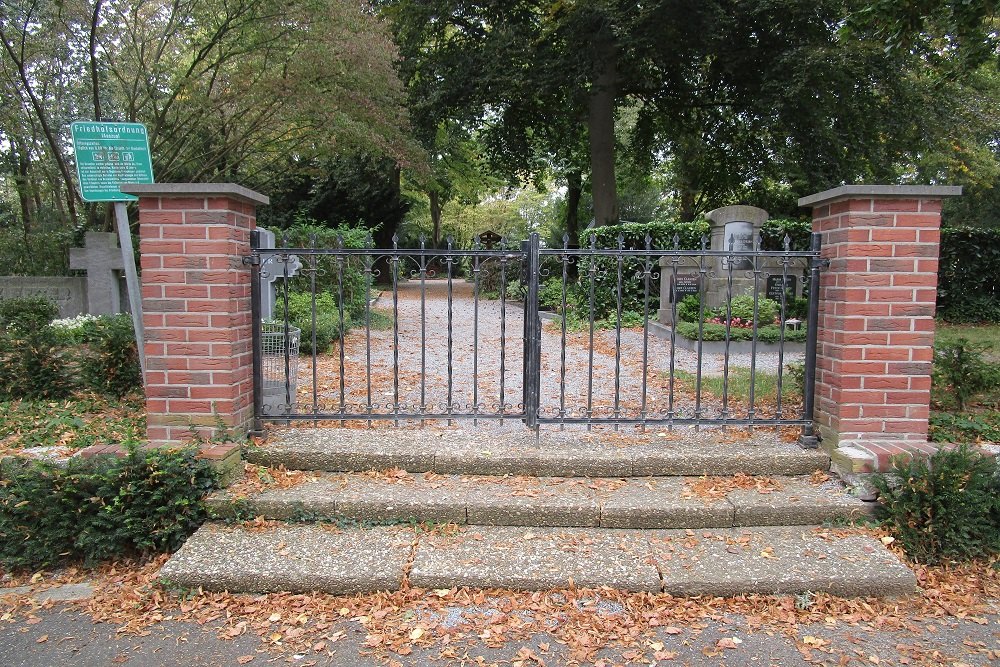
798,185,961,473
121,184,268,446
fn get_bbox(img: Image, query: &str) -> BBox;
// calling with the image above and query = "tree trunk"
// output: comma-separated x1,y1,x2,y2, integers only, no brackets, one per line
565,170,582,244
429,189,442,245
14,145,33,234
587,36,619,227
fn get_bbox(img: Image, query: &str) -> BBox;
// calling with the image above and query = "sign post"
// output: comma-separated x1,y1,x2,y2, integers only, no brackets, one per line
70,121,154,383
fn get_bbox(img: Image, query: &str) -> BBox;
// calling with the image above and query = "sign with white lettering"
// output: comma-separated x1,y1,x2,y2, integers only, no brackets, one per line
70,122,154,202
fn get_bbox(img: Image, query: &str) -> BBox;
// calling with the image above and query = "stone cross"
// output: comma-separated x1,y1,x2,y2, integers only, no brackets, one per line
257,228,302,320
69,232,125,315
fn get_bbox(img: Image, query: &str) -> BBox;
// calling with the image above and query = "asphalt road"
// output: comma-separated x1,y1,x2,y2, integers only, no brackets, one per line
2,604,998,667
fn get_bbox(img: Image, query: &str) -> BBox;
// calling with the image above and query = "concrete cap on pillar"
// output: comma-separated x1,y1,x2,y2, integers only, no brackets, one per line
120,183,270,206
798,185,961,208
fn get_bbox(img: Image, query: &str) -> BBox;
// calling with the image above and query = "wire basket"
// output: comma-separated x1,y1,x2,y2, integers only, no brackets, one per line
261,322,300,415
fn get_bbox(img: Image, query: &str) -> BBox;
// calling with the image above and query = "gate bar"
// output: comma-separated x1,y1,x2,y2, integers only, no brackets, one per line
523,233,542,429
800,232,823,448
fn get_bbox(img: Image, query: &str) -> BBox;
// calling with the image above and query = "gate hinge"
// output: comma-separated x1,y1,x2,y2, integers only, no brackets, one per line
242,254,261,266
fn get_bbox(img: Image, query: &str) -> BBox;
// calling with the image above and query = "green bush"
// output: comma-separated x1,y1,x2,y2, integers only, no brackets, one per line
674,321,807,343
579,218,711,318
79,315,142,397
719,294,780,326
0,326,76,400
676,294,703,323
938,227,1000,323
760,217,812,251
872,445,1000,564
0,297,59,332
932,338,999,411
276,291,345,355
266,223,373,321
937,294,1000,324
0,447,217,569
539,277,575,311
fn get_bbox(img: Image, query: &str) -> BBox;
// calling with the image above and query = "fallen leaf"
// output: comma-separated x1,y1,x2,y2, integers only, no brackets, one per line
237,657,255,665
36,635,48,644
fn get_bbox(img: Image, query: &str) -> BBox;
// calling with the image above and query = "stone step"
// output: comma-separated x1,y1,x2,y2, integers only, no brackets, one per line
209,471,874,530
250,428,829,478
160,523,916,598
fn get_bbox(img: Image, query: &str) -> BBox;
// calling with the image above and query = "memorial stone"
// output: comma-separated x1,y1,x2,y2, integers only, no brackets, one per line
69,232,126,315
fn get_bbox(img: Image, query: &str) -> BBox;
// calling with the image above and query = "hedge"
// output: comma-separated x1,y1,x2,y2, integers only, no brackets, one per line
937,227,1000,323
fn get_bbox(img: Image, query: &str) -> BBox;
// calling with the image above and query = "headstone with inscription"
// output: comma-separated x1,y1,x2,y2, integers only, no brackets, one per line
0,277,87,318
703,205,769,310
765,274,797,304
69,232,126,315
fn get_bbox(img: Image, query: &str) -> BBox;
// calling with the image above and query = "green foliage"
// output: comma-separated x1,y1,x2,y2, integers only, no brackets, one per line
932,338,999,412
717,294,781,326
0,313,141,400
785,297,810,321
929,412,1000,443
0,326,76,400
577,218,710,318
275,291,345,355
675,321,808,344
938,227,1000,323
0,394,145,450
267,223,373,321
760,218,812,251
538,277,568,311
676,294,702,323
872,445,1000,564
0,227,75,277
0,297,59,332
78,315,143,398
0,447,217,569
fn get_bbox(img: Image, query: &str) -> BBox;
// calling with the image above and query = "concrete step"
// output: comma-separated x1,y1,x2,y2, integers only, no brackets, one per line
160,522,916,598
250,428,829,477
209,471,874,530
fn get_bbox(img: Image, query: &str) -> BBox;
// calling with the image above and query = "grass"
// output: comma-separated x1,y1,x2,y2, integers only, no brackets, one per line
673,366,803,405
931,320,1000,443
936,322,1000,362
0,391,145,451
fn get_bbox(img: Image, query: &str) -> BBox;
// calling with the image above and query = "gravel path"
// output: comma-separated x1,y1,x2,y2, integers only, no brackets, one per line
290,280,804,429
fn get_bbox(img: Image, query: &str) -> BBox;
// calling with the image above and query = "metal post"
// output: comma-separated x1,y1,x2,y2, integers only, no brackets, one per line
113,202,146,383
249,230,265,436
522,234,541,428
799,232,823,449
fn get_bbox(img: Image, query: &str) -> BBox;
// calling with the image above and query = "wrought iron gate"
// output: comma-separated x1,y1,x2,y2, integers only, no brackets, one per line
249,230,823,435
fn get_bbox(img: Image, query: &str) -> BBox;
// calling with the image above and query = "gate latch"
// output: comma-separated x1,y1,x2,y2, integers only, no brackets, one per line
243,254,261,266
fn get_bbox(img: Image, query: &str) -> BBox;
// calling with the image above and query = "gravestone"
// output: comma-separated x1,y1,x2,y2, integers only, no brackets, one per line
766,274,797,303
671,274,701,303
0,277,87,318
704,205,769,310
257,229,303,320
69,232,126,315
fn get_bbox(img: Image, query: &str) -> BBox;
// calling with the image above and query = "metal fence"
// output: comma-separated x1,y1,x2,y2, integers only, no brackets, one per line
248,230,823,437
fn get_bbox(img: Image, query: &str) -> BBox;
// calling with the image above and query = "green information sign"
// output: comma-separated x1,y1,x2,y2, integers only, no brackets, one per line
70,122,154,202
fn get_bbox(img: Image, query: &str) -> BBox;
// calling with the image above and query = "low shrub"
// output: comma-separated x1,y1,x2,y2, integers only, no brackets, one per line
0,310,142,400
275,291,345,355
79,315,143,397
872,445,1000,564
932,338,999,411
674,321,807,343
0,326,76,399
0,297,59,332
676,294,702,323
0,446,217,569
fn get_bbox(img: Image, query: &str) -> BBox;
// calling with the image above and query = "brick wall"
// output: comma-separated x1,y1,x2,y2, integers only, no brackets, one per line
799,185,961,472
122,184,268,445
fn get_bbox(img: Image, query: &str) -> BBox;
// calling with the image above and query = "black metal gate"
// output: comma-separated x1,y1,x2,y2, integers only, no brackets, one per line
248,230,823,436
